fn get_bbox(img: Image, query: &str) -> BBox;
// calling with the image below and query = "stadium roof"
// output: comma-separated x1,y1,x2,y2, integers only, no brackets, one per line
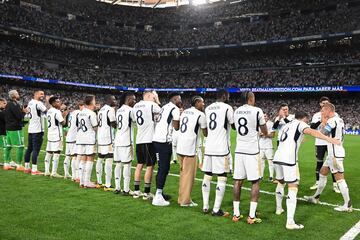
97,0,244,8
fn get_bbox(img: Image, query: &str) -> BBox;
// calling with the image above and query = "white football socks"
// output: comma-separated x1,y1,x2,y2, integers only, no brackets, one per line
32,164,37,172
276,183,285,211
233,201,240,217
71,157,78,179
201,175,212,210
85,161,94,185
79,160,85,186
268,160,274,179
337,179,350,206
249,201,258,218
114,162,123,191
96,158,104,184
76,155,82,179
105,158,113,188
286,187,298,225
25,162,30,169
51,154,60,175
64,156,71,176
314,174,327,198
44,152,53,174
123,163,131,193
213,177,227,213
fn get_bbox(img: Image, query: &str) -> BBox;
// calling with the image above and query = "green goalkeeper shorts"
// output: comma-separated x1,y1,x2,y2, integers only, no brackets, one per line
6,130,24,147
0,135,6,148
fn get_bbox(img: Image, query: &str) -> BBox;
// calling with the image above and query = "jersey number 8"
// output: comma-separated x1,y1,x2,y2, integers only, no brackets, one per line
237,117,249,136
180,117,189,133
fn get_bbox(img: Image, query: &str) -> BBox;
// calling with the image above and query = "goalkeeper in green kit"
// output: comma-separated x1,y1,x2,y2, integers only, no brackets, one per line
3,90,28,171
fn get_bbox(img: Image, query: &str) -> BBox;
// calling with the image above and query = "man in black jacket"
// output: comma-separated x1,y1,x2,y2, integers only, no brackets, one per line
3,90,27,171
0,98,7,165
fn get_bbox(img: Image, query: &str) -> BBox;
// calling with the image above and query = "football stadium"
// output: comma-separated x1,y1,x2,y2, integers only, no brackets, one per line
0,0,359,239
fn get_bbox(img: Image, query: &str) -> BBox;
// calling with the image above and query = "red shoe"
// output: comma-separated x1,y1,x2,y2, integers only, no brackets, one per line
80,184,85,188
75,178,80,183
16,166,26,172
24,168,32,174
31,170,44,176
3,165,14,170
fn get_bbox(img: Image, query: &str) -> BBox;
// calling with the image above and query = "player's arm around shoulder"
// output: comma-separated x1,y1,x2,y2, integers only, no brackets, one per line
303,126,340,146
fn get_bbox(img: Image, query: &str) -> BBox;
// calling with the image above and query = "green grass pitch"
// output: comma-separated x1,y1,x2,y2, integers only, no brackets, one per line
0,126,359,240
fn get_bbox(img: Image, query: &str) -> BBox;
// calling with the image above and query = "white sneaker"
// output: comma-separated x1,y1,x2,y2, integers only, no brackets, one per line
333,183,341,194
50,173,63,178
334,205,353,213
44,172,51,176
64,174,72,179
180,201,198,207
309,182,318,190
10,161,17,167
304,196,319,204
275,208,284,215
286,223,304,230
132,191,143,199
152,194,170,206
143,193,154,201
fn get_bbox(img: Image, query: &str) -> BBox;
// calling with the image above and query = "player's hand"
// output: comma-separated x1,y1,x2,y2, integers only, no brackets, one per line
22,106,30,113
329,138,341,145
45,95,51,102
179,108,184,114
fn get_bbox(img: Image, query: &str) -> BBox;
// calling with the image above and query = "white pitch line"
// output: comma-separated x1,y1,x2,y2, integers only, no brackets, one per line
4,149,360,212
340,220,360,240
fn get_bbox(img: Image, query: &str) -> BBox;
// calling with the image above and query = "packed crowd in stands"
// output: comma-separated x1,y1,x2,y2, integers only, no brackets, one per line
1,54,359,88
0,0,359,48
1,39,359,88
0,84,359,130
23,0,341,25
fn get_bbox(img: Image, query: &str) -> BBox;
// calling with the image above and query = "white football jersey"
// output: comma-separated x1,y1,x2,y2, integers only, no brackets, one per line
274,114,295,141
204,102,234,156
311,111,340,146
153,102,180,143
97,105,116,145
66,110,80,143
28,99,47,133
133,100,161,144
273,119,309,166
114,105,134,147
177,107,206,156
259,120,275,149
325,116,345,158
76,108,98,145
311,112,327,146
46,107,64,142
234,104,266,155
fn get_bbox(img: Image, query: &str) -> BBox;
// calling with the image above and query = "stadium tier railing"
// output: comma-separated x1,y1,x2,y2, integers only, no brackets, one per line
1,73,360,93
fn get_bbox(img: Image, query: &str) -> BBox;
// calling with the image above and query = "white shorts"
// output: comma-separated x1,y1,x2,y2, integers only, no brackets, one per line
65,142,77,156
114,146,133,163
233,153,261,181
76,144,96,155
98,144,113,155
202,155,230,174
323,156,344,174
260,149,273,160
46,141,63,152
274,163,300,183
